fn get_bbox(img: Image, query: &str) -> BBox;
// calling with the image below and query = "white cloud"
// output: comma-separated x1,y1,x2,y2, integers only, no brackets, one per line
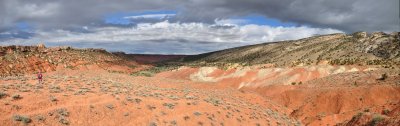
16,2,59,18
124,14,176,19
1,0,397,33
4,21,343,54
214,18,248,25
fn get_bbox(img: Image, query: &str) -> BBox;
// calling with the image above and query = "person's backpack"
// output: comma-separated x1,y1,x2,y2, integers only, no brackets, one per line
38,73,43,78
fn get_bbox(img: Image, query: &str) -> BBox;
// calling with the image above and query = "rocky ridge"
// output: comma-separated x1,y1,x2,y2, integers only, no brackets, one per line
182,32,400,67
0,44,134,76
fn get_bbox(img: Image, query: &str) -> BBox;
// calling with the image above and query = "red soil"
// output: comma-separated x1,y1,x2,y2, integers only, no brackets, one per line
1,45,399,125
156,65,400,125
0,67,300,126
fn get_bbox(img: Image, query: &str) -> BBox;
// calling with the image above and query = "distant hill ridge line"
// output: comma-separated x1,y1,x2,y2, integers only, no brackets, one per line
181,31,400,67
0,44,107,54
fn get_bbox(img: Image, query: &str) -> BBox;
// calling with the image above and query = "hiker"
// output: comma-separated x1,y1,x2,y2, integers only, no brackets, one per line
38,71,43,84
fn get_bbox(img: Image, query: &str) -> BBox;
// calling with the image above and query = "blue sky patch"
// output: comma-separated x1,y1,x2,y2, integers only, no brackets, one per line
104,10,295,28
104,10,177,25
16,22,33,31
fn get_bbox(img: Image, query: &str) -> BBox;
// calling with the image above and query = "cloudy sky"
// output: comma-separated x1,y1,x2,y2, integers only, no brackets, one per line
0,0,398,54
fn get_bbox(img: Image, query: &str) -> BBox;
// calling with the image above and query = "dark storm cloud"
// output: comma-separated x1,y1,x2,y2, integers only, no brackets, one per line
177,0,399,32
0,0,398,33
0,0,181,31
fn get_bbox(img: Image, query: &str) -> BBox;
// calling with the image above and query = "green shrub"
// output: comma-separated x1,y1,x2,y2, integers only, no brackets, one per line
131,71,154,77
163,103,175,109
12,114,31,124
170,120,177,125
370,114,384,126
183,116,190,120
12,94,21,100
146,105,156,110
57,108,69,117
59,116,70,125
193,111,202,116
382,109,390,115
135,98,142,104
105,104,114,109
50,108,70,125
149,122,157,126
130,65,180,77
351,112,363,120
50,96,58,102
36,115,46,122
204,97,223,106
168,95,180,100
0,91,7,98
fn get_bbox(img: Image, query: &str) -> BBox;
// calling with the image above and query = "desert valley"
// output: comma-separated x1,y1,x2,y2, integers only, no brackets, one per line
0,32,399,126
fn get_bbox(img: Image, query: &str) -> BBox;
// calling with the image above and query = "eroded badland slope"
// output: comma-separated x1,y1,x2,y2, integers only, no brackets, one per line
1,32,400,126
